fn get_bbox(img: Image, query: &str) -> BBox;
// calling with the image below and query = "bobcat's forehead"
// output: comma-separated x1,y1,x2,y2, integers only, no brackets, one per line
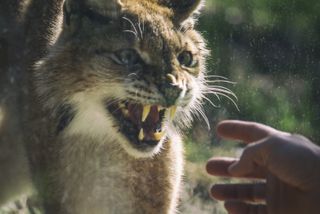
87,0,173,18
124,14,182,66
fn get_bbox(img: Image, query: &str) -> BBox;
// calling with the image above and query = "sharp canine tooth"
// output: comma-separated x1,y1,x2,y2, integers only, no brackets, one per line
170,106,177,120
139,129,144,141
142,105,151,122
154,131,164,141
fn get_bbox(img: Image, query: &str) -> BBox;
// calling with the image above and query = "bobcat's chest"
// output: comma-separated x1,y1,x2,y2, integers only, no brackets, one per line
59,142,136,214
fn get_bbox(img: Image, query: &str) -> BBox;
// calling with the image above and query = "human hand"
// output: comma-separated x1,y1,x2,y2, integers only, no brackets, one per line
206,120,320,214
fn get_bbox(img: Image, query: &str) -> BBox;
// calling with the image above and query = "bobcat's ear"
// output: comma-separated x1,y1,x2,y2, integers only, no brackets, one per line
161,0,205,23
64,0,123,26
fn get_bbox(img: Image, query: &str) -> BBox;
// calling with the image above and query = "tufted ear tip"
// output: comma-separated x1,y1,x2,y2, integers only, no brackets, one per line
160,0,205,23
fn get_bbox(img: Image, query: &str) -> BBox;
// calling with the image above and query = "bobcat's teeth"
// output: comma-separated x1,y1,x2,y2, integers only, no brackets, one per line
139,129,144,141
165,106,177,121
170,106,177,120
142,105,151,122
154,131,164,141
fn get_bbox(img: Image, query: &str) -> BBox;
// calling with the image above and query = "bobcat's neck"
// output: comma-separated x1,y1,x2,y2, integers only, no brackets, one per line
52,135,183,214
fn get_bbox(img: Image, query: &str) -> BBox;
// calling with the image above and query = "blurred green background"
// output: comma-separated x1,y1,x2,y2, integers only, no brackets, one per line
182,0,320,213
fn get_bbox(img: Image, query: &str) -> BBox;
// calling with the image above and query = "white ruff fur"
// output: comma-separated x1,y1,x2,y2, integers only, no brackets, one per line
59,137,136,214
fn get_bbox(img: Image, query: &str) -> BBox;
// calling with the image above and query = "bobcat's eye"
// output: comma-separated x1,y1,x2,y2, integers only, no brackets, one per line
113,49,141,66
178,51,198,68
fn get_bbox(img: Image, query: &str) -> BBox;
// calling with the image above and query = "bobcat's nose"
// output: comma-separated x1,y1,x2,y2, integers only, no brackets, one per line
159,74,185,107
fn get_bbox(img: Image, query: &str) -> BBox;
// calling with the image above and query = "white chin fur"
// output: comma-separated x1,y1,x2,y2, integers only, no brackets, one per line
120,137,166,159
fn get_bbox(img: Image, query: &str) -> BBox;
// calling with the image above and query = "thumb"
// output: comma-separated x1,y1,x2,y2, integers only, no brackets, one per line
228,139,272,178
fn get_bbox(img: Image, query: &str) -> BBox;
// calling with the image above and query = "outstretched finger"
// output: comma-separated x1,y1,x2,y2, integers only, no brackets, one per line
217,120,277,143
211,183,266,202
225,200,267,214
206,157,237,177
206,157,267,179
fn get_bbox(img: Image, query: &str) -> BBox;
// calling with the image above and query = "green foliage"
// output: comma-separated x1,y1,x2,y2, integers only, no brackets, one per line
185,139,237,163
233,73,314,135
191,0,320,142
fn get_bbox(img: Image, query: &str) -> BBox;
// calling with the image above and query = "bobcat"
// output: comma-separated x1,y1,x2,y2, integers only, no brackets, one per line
1,0,215,213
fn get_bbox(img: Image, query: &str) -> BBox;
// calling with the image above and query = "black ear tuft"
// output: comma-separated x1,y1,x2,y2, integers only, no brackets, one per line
160,0,204,23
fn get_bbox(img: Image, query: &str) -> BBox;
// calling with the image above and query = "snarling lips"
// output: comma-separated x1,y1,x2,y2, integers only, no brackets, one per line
107,101,177,149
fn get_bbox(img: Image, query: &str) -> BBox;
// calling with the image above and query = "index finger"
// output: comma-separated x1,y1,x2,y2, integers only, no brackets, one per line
206,157,267,179
217,120,277,143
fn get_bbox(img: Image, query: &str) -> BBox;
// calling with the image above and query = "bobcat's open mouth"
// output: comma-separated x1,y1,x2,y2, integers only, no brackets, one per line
107,101,177,149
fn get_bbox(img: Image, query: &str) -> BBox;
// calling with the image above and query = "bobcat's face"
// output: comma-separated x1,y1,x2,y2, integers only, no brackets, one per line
35,0,209,158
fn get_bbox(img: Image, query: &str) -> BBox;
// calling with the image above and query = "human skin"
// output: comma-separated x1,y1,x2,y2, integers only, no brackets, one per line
206,120,320,214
